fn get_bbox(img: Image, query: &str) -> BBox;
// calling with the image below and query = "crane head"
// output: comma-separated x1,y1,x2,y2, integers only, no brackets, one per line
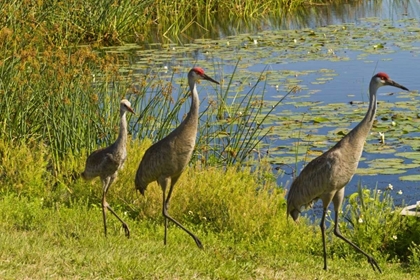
120,99,135,115
373,72,409,91
190,67,219,85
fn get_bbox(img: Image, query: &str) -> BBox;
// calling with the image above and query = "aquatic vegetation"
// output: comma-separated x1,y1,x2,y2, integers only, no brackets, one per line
1,1,420,278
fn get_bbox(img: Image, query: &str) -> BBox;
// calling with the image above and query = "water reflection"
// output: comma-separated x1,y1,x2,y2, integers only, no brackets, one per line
144,0,420,46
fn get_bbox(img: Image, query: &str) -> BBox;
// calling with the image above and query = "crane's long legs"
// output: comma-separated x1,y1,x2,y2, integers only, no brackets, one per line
320,208,328,270
320,207,382,273
160,177,203,249
101,178,130,238
333,210,382,273
163,176,178,246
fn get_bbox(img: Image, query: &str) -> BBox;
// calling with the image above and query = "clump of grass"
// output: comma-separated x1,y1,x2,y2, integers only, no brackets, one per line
0,1,354,46
408,242,420,271
0,139,50,197
197,62,297,166
0,42,129,173
325,184,420,268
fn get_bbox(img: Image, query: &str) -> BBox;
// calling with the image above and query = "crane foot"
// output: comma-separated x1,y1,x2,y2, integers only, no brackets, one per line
195,237,203,249
368,257,382,273
122,223,130,238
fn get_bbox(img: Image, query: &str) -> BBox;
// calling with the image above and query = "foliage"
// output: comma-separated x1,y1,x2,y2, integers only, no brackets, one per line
0,139,50,197
0,0,150,46
0,38,129,172
2,140,420,278
197,61,298,166
328,184,420,268
1,0,419,278
0,140,419,278
0,0,351,46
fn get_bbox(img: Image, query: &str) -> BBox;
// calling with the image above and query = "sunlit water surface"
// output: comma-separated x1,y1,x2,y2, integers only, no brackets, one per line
124,0,420,211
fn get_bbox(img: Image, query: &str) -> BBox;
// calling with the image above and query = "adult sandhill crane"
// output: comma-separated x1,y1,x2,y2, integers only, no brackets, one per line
82,99,135,238
135,67,219,248
287,72,409,273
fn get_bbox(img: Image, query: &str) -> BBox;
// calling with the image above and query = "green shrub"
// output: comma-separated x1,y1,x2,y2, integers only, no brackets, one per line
334,184,420,269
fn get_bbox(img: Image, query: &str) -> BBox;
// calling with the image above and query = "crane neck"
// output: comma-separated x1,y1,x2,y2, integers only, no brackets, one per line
116,110,128,146
184,81,200,126
347,80,378,141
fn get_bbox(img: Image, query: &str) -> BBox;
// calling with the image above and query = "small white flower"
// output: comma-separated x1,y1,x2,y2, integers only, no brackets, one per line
358,217,364,223
377,190,382,194
397,190,403,195
391,121,396,126
386,184,393,191
392,235,398,240
253,39,258,45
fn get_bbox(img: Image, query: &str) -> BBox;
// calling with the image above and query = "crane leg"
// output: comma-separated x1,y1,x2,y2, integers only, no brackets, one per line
332,210,382,273
164,174,180,211
101,178,111,237
320,207,328,270
162,176,179,245
101,177,130,238
160,177,203,249
104,202,130,238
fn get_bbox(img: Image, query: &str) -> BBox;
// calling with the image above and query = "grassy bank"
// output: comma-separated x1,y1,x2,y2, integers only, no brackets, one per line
0,195,419,280
1,140,420,279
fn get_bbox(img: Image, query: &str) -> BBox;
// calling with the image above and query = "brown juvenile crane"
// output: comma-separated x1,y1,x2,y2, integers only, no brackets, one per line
82,99,135,238
287,72,409,273
135,67,219,248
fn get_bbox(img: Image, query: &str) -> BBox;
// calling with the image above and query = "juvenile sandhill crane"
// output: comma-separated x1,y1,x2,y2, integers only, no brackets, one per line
287,72,409,273
82,99,135,238
135,67,219,248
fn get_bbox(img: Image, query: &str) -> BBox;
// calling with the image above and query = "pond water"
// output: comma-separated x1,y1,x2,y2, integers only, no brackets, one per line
120,0,420,208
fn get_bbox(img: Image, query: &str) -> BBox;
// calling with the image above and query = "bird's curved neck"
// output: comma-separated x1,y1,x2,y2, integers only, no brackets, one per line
116,111,128,145
184,82,199,125
347,80,378,141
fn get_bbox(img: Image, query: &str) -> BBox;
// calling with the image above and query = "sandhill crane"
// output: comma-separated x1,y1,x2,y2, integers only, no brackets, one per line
135,67,219,248
287,72,409,273
82,99,135,238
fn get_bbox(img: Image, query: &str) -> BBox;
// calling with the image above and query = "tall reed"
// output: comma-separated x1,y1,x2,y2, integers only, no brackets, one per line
0,1,350,46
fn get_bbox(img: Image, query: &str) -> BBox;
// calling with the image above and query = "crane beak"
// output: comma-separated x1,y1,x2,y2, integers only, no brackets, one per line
202,74,219,85
388,80,409,91
127,106,136,115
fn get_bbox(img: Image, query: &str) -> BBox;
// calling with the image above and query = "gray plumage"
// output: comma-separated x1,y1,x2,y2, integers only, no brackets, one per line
135,67,219,248
287,72,409,273
82,99,135,238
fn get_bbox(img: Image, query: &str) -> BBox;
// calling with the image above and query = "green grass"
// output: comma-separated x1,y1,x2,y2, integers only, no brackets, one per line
0,0,357,46
1,140,420,279
0,189,419,279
